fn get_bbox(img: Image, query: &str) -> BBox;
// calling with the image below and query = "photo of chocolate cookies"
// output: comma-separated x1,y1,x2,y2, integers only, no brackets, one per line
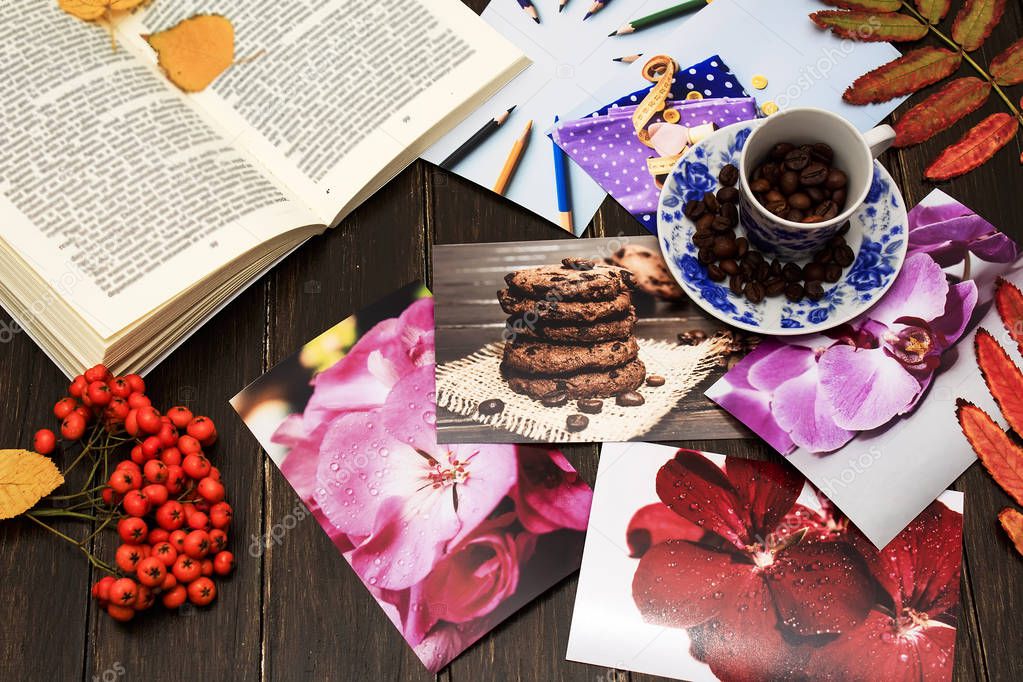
498,288,633,323
503,358,647,400
501,337,639,375
504,258,635,301
511,311,637,343
610,244,686,301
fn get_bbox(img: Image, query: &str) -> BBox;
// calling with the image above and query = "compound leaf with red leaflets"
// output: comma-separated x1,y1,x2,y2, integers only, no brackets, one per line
976,329,1023,437
844,47,962,104
820,0,902,11
952,0,1007,52
998,508,1023,557
894,77,991,147
995,277,1023,357
990,38,1023,86
916,0,951,22
925,113,1019,181
811,10,928,41
957,400,1023,507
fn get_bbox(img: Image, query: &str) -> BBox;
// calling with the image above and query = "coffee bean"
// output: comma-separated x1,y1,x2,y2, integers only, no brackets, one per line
749,178,771,193
695,213,715,232
566,414,589,432
834,244,855,267
765,277,786,297
712,235,737,259
814,200,839,220
729,274,746,296
684,199,705,219
698,247,714,264
755,262,771,282
577,399,603,414
771,142,795,160
779,171,800,195
616,391,646,407
825,168,847,190
786,209,805,222
717,186,740,204
784,148,810,171
718,164,740,187
761,163,781,184
831,188,847,207
803,262,825,281
788,192,811,210
805,281,825,301
712,215,734,232
806,186,825,203
837,221,851,236
541,390,569,407
811,143,834,164
782,262,803,283
785,282,804,302
813,247,833,264
744,281,766,303
769,259,782,276
744,251,765,267
800,162,828,186
765,189,785,204
693,230,715,248
767,200,788,216
720,202,739,227
719,258,739,276
646,375,666,387
735,237,749,258
824,263,842,283
478,399,505,416
677,329,708,345
707,263,726,282
703,192,720,214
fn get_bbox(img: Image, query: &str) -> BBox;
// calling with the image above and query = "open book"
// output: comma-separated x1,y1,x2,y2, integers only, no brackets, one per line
0,1,526,377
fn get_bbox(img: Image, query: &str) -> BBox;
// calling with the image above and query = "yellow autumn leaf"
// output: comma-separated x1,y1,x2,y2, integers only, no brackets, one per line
59,0,109,21
109,0,147,9
0,449,64,520
144,15,235,93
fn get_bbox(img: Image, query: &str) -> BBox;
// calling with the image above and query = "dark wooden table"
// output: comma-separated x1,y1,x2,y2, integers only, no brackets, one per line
2,2,1022,680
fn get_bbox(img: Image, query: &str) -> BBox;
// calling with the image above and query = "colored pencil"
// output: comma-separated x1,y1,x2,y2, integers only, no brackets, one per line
612,53,643,64
439,106,517,171
559,0,569,12
517,0,540,23
493,120,533,196
582,0,609,20
552,116,574,233
609,0,706,35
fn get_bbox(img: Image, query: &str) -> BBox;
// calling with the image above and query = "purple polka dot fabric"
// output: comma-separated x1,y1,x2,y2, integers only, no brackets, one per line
594,55,748,117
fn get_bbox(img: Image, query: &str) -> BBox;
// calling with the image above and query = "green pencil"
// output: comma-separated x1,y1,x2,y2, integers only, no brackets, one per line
609,0,707,36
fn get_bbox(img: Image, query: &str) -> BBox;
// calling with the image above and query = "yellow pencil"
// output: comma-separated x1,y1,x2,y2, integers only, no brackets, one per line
493,120,533,196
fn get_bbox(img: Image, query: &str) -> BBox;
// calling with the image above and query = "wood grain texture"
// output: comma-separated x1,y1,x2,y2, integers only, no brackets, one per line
0,0,1022,680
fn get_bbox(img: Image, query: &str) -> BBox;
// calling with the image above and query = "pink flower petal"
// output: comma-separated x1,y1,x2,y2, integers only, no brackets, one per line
510,447,592,534
864,253,949,328
818,345,922,431
771,363,855,453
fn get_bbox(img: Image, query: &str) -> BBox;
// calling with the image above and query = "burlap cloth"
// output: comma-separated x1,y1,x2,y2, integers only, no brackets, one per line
435,336,728,442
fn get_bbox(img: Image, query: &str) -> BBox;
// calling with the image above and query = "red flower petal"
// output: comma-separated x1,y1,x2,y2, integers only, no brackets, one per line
656,450,750,549
852,500,963,616
688,578,814,680
631,539,754,629
725,456,804,542
626,502,704,557
806,610,956,681
766,540,876,636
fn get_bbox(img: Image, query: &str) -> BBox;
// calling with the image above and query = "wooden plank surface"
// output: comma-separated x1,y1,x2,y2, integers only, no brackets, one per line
1,0,1022,680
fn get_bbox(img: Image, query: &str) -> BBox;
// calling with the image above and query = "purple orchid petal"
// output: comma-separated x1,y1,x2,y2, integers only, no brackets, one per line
863,253,949,327
711,387,797,455
746,344,816,392
968,232,1020,264
770,363,855,453
932,280,979,346
817,345,922,431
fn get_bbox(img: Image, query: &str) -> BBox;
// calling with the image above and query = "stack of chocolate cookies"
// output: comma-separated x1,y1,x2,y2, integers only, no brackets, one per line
498,258,646,400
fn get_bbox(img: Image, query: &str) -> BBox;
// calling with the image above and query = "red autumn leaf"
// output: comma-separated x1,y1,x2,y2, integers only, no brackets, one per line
894,77,991,147
956,400,1023,506
810,10,928,41
976,329,1023,437
916,0,951,22
820,0,902,10
844,47,962,104
990,37,1023,86
995,277,1023,357
998,507,1023,557
952,0,1007,52
925,113,1018,181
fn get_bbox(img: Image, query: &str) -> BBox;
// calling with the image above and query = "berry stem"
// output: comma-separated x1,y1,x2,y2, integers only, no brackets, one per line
27,509,102,521
23,513,117,574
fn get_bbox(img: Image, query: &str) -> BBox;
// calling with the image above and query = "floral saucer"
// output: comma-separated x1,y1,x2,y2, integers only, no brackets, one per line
657,120,908,335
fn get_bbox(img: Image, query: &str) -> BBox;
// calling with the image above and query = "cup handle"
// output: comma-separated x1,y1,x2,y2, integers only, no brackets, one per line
863,124,896,159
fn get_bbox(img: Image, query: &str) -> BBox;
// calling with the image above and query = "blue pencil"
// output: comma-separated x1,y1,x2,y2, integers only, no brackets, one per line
552,116,574,233
517,0,540,23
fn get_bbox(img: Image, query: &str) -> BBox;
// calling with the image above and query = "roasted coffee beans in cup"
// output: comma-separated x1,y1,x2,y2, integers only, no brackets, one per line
748,142,848,224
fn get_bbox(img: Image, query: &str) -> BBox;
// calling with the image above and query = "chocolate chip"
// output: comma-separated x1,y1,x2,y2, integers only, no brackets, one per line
645,375,666,387
616,391,646,407
540,390,569,407
478,399,505,416
566,414,589,432
562,257,594,270
577,399,603,414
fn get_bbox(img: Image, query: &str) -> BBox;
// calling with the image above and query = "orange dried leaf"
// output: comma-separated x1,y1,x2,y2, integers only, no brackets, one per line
976,329,1023,437
810,10,928,41
952,0,1006,52
998,508,1023,557
844,47,961,105
990,38,1023,86
916,0,951,22
820,0,902,10
59,0,109,21
995,277,1023,356
109,0,146,9
957,400,1023,506
144,15,235,93
925,113,1018,181
894,77,990,147
0,449,64,520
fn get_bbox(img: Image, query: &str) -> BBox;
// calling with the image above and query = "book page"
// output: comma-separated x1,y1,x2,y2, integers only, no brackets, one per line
120,0,527,221
0,3,320,338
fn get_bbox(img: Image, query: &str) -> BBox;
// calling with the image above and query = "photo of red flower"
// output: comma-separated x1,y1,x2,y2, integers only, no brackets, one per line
568,443,963,682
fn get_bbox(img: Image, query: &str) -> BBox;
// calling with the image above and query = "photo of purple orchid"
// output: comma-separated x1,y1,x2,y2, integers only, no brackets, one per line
707,192,1015,456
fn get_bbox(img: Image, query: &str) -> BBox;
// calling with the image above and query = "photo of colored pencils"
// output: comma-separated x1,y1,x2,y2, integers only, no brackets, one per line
440,106,517,171
517,0,540,23
582,0,610,21
552,116,574,233
609,0,706,36
493,120,533,196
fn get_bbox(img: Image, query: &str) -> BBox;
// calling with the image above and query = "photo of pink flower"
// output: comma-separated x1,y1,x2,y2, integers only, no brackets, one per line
568,443,964,682
232,284,592,673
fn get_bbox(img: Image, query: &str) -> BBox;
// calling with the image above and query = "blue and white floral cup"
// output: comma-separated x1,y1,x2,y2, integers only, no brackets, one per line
738,108,896,260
